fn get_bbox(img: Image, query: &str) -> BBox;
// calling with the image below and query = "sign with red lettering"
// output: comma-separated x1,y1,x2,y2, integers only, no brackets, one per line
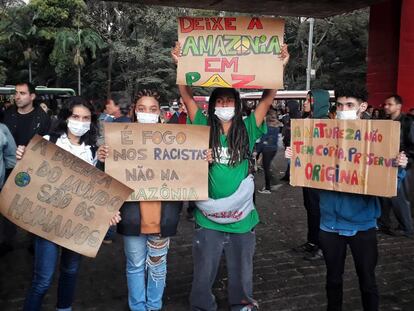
177,16,285,89
290,119,400,197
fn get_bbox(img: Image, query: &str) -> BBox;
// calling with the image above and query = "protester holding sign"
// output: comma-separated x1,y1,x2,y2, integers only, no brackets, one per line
286,87,408,311
172,42,289,311
98,90,183,311
16,97,121,311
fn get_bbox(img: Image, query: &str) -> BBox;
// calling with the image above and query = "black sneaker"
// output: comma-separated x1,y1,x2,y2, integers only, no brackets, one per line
293,242,318,253
303,249,324,261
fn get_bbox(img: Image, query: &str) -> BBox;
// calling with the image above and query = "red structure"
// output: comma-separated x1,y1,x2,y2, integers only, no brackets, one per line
367,0,414,111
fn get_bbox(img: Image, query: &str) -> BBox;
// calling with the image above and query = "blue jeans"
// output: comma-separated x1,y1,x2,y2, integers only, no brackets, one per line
123,235,170,311
23,237,82,311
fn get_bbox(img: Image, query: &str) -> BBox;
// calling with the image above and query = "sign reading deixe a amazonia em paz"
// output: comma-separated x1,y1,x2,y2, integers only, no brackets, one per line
0,135,133,257
290,119,401,197
177,16,285,89
104,123,209,201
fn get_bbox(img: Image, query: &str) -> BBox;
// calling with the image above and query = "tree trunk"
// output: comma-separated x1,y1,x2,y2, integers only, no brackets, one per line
107,42,113,99
28,61,32,83
78,66,81,96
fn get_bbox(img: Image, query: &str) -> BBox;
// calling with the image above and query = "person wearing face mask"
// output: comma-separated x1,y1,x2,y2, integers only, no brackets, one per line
172,42,289,311
98,89,183,311
16,96,121,311
286,87,408,311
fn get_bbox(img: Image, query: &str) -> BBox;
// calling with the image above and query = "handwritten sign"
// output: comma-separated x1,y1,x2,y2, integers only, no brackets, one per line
104,123,209,201
177,16,285,89
0,136,133,257
290,119,400,197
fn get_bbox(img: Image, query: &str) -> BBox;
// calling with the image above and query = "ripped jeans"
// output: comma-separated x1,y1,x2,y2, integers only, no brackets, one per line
123,235,170,311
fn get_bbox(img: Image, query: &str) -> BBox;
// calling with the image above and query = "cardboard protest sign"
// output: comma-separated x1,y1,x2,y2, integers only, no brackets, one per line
290,119,400,197
104,123,209,201
177,16,285,89
0,135,133,258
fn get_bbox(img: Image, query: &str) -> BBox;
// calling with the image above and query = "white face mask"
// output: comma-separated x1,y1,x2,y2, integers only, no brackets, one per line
336,109,358,120
136,112,159,124
214,107,235,122
67,119,90,137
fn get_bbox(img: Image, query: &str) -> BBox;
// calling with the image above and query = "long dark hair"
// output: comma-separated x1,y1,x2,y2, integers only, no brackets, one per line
50,96,98,146
208,88,249,166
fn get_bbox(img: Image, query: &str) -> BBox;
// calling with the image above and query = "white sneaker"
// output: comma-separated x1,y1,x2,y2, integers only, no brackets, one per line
258,188,271,194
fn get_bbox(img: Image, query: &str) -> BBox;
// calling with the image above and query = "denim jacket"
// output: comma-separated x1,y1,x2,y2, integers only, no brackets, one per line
0,123,16,188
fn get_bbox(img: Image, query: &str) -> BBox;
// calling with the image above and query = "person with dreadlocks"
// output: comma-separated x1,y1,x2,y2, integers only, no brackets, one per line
172,43,289,311
97,90,183,311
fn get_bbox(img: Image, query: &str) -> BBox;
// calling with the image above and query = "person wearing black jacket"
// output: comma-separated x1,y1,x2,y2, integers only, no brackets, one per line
0,82,50,256
3,82,51,146
379,94,414,237
294,90,330,261
98,90,182,311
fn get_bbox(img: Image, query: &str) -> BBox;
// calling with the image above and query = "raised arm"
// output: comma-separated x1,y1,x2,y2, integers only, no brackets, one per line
254,44,290,127
172,42,199,122
254,89,277,127
178,85,199,122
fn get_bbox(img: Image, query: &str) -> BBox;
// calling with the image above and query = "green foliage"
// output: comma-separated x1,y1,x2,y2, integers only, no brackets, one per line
0,1,370,100
284,10,369,90
28,0,87,28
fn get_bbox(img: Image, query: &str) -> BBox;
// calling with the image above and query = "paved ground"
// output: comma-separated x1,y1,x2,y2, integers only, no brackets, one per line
1,151,414,310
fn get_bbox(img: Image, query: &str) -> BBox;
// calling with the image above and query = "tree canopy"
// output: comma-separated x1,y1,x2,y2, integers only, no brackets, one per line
0,0,369,102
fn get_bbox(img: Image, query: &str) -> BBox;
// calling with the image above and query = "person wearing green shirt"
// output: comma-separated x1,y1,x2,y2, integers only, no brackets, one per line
172,43,289,311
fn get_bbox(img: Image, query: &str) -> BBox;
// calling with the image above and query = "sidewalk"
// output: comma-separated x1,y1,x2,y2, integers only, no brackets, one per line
1,151,414,310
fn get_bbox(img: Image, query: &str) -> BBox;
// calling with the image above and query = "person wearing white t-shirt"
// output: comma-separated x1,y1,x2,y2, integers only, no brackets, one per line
16,96,121,311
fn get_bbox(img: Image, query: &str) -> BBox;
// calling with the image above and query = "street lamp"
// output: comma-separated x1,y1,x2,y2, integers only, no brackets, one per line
306,18,314,90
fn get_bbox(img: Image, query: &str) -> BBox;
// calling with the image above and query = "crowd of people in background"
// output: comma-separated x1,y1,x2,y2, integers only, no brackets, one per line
0,68,413,311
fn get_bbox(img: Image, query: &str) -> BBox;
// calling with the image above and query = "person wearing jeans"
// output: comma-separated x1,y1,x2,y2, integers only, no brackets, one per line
123,235,170,311
286,86,408,310
191,227,256,311
257,111,279,194
23,237,82,311
98,90,182,311
20,97,121,311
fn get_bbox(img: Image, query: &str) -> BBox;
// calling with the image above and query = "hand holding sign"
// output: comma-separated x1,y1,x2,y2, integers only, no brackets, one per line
280,44,289,67
172,41,181,65
97,144,109,163
16,145,25,160
396,151,408,168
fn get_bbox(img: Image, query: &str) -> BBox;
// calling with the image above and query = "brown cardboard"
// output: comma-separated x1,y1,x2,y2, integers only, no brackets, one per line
177,16,285,89
0,135,133,257
290,119,401,197
104,123,209,201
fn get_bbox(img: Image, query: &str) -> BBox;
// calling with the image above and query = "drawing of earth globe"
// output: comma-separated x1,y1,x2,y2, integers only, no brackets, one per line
15,172,31,187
